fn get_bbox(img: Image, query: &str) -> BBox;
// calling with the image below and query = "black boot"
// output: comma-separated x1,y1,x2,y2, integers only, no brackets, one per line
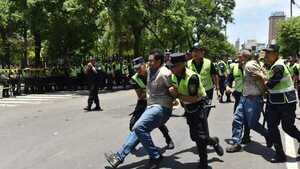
92,106,103,111
146,155,163,169
84,107,92,111
210,137,224,156
270,144,287,163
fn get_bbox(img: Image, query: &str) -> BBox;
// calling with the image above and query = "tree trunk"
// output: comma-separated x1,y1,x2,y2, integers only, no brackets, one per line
22,22,28,68
0,27,11,68
34,32,41,67
133,28,142,57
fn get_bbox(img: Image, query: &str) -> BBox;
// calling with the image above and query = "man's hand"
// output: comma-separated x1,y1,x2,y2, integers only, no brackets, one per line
226,86,233,94
169,86,179,97
216,90,222,98
251,71,266,81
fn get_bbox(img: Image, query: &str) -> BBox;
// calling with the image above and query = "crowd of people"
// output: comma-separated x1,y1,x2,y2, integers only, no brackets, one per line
1,42,300,169
0,57,136,97
103,43,300,169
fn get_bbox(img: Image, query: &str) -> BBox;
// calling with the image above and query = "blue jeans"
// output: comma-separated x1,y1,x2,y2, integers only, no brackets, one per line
232,96,268,144
117,104,172,160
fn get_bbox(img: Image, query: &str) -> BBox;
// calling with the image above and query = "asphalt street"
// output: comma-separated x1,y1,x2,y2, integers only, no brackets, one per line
0,90,299,169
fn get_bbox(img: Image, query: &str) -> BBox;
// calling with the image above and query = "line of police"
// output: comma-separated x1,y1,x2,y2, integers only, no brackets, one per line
0,58,136,97
105,42,300,169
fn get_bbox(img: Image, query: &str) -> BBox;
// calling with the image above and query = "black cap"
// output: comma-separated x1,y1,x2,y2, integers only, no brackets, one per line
263,44,279,53
132,57,144,69
191,42,205,51
166,53,186,67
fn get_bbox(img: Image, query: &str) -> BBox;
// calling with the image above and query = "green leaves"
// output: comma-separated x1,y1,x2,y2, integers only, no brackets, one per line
0,0,236,67
277,16,300,57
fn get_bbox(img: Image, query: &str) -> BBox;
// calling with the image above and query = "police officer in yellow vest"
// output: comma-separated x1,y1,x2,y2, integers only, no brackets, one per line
226,53,251,144
187,43,220,106
129,57,174,149
255,44,300,163
168,53,223,169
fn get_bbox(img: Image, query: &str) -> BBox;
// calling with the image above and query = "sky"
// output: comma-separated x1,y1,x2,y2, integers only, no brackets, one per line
227,0,300,45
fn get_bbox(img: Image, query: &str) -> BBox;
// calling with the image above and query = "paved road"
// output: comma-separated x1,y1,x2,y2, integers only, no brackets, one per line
0,90,299,169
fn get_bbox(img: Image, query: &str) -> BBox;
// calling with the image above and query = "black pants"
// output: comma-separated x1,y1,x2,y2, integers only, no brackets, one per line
219,76,226,100
87,83,100,108
186,110,210,167
267,103,300,148
129,100,172,143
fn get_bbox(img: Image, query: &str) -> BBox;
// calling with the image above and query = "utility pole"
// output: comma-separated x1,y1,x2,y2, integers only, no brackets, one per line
291,0,293,17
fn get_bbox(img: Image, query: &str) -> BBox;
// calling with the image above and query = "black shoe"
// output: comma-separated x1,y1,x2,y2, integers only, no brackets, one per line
226,144,242,153
241,136,251,144
105,152,123,168
270,153,287,163
166,140,175,149
146,155,163,169
298,145,300,155
83,107,92,111
92,107,103,111
210,137,224,156
213,143,224,156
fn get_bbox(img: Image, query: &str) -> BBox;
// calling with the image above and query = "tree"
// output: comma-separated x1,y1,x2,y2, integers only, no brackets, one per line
277,16,300,57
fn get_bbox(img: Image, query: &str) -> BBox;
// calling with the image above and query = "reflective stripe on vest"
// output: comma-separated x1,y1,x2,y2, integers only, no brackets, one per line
233,64,243,93
187,58,213,91
267,59,294,94
171,68,206,105
131,73,146,89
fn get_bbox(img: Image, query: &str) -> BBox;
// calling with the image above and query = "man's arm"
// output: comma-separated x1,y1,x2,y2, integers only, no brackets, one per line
169,75,202,103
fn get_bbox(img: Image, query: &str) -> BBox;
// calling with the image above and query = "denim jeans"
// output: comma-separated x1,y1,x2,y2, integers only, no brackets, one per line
232,96,268,144
117,104,172,160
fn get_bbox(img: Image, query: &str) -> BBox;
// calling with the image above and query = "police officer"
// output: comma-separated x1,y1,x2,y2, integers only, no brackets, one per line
187,43,221,106
168,53,223,169
217,59,229,103
129,56,174,149
225,53,251,144
84,58,103,111
255,44,300,162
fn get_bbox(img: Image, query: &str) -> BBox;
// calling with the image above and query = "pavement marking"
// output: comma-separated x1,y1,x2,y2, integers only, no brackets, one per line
284,133,299,169
0,94,78,108
0,104,17,107
0,101,41,104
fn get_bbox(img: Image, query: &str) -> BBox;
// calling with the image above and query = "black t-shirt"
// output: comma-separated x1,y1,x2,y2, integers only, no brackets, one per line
192,60,217,75
266,65,284,89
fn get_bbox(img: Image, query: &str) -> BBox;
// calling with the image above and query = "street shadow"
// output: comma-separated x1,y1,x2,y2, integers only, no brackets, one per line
244,140,300,162
243,140,274,161
110,146,223,169
105,151,220,169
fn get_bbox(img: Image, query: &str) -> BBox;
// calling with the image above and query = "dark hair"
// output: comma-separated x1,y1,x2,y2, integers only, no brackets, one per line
149,49,164,65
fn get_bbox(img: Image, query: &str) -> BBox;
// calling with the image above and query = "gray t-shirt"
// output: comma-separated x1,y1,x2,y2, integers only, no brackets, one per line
242,60,265,96
147,66,174,109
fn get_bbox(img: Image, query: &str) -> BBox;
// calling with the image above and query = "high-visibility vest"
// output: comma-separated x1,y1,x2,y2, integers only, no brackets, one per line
171,68,206,105
267,58,294,94
187,58,213,91
232,64,243,93
131,73,146,89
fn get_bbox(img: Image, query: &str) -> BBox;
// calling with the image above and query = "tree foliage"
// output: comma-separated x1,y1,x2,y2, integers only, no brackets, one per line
0,0,236,67
277,16,300,57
